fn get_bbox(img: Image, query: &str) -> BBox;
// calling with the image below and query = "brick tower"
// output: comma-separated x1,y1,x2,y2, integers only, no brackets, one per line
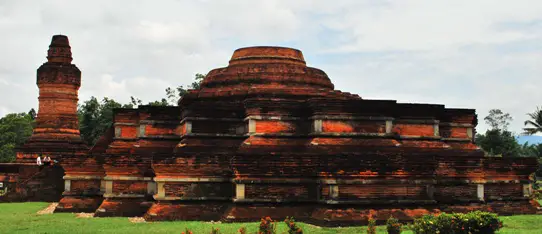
17,35,87,163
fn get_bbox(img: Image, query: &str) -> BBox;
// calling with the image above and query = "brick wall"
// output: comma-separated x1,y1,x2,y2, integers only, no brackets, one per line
112,181,147,194
440,127,469,138
434,185,477,201
245,184,312,200
485,184,522,199
71,180,101,194
119,126,137,138
393,124,434,137
191,121,242,134
164,182,233,198
339,185,427,200
322,120,386,133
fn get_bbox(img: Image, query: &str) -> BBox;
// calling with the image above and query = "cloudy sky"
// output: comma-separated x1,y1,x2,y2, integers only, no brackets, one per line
0,0,541,133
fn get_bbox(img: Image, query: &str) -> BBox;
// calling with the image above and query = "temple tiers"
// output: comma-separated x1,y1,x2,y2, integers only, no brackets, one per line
0,37,539,225
0,35,87,202
18,35,87,163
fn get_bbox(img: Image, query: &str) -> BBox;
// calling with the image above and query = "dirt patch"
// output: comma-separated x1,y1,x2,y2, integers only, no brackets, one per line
129,217,146,223
37,203,58,215
76,213,95,218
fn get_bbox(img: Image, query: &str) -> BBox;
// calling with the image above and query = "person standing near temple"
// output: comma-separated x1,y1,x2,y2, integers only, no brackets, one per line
43,156,52,166
36,155,42,166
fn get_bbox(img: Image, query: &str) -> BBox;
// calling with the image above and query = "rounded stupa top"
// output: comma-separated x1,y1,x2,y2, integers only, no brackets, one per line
229,46,306,66
182,46,361,103
200,46,335,91
47,35,72,64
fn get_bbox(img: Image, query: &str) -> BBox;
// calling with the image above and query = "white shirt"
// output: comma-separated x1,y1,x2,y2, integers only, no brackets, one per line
36,157,42,165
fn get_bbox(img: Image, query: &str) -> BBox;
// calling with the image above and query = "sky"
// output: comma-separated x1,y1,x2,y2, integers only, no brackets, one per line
0,0,541,134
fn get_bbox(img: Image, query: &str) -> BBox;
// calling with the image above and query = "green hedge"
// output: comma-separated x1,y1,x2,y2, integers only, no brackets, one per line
411,211,502,234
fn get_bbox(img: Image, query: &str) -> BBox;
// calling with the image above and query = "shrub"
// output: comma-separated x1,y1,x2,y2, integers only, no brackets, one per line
259,216,277,234
284,216,303,234
181,228,193,234
532,189,542,200
411,211,503,234
238,227,247,234
386,216,402,234
367,217,377,234
210,227,220,234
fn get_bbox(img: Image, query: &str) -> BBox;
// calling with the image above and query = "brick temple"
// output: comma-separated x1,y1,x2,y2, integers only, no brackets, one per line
0,35,538,225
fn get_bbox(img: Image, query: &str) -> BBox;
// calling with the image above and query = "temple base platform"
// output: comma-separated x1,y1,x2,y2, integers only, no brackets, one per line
144,201,231,221
137,200,539,226
56,196,104,213
95,198,153,217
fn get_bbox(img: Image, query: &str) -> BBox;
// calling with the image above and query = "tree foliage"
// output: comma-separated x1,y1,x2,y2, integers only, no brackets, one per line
77,73,205,146
523,106,542,135
476,109,522,157
485,109,512,130
0,112,34,162
78,97,131,146
166,73,205,105
0,74,208,160
476,129,521,157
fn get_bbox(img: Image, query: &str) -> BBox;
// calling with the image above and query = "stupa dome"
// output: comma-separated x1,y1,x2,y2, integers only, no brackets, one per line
192,46,360,100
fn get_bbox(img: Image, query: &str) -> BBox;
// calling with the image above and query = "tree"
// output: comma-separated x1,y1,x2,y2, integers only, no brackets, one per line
129,96,168,107
520,143,542,158
77,74,205,145
476,109,522,157
476,129,521,157
0,112,34,162
485,109,512,130
146,98,169,107
78,97,131,146
27,108,36,120
166,73,205,105
523,106,542,135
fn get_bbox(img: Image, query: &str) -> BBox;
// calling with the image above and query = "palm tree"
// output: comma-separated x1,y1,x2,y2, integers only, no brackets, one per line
523,106,542,135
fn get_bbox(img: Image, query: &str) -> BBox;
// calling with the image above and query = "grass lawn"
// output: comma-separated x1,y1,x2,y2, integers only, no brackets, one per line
0,202,541,233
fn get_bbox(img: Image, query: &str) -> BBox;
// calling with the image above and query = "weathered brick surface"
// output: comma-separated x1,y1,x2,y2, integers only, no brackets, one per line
191,121,242,134
145,125,177,136
95,199,152,217
112,181,147,194
339,185,427,200
144,202,229,221
434,185,477,201
485,184,523,199
441,127,470,138
255,120,298,133
119,126,137,138
322,120,386,133
393,124,434,137
245,184,311,200
71,180,101,194
56,196,103,213
164,182,233,198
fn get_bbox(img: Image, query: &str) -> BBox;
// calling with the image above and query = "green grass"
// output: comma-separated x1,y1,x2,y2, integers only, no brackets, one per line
0,202,541,233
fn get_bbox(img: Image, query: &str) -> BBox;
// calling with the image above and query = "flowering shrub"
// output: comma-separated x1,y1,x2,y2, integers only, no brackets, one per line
210,227,220,234
367,217,377,234
238,227,247,234
181,228,193,234
386,216,402,234
284,216,303,234
259,216,277,234
411,211,503,234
